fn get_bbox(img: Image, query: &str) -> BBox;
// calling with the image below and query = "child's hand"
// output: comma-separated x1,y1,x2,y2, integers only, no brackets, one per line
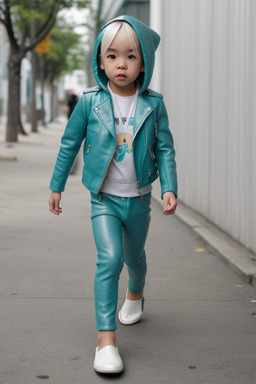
49,191,62,215
163,191,177,215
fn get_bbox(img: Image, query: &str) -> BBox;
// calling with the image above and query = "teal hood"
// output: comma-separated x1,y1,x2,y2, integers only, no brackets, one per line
92,15,160,95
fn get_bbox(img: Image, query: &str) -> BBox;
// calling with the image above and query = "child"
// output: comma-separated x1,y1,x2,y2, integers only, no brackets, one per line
49,15,178,374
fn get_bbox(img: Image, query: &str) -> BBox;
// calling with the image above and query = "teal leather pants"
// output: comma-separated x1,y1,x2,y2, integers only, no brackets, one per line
90,192,151,330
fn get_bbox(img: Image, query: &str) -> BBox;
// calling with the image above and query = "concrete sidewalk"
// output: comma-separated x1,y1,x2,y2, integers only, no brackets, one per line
1,122,256,384
153,181,256,288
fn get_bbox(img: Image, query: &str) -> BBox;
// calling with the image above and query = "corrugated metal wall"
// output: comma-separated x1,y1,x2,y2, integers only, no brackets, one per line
151,0,256,253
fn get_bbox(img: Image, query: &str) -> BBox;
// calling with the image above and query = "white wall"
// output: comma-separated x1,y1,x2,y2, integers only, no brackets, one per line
150,0,256,253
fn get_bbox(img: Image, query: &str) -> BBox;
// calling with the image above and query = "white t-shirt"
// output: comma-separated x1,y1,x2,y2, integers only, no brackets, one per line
100,84,152,197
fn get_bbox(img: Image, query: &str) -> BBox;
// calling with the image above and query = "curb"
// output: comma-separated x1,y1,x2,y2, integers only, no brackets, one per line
152,180,256,289
0,156,17,161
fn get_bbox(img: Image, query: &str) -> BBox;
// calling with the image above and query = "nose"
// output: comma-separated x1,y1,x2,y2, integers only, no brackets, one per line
117,57,127,69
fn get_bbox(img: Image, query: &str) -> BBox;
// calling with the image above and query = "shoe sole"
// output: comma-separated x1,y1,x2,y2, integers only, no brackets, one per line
118,310,142,326
94,364,124,374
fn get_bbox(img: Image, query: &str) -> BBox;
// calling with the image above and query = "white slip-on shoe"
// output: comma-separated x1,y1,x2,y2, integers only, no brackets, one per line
118,291,144,325
93,345,124,374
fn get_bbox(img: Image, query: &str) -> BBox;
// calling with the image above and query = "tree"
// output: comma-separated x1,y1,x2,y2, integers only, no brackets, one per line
41,21,85,121
0,0,90,142
46,22,85,83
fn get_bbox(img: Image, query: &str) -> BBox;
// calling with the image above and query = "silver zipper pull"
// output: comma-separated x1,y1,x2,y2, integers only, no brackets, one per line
137,181,144,202
87,144,91,153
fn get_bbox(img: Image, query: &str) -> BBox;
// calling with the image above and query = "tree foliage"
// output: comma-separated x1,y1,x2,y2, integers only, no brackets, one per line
0,0,58,53
44,21,85,82
0,0,91,142
0,0,90,52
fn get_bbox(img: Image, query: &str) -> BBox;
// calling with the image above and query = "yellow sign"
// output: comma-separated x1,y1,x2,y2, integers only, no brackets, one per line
35,35,50,53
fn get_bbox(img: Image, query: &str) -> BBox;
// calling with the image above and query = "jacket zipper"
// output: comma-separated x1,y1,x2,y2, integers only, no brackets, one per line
96,143,117,194
149,144,155,161
137,181,144,202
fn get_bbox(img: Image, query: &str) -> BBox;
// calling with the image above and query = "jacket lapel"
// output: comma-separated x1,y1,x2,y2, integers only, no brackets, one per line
93,93,154,141
133,96,154,139
93,97,116,139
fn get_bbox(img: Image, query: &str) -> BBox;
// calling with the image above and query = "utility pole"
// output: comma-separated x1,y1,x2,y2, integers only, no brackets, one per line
39,53,46,126
31,18,38,132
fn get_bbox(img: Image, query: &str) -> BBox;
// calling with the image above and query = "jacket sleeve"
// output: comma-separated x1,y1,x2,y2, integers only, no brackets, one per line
155,99,178,199
49,95,88,192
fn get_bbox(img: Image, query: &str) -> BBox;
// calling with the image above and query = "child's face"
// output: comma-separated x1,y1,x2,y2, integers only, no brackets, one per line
100,30,144,96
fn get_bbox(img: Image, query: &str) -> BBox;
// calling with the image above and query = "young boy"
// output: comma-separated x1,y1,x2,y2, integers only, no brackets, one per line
49,15,177,374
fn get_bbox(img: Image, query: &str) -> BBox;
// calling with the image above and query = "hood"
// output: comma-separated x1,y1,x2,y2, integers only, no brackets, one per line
92,15,160,95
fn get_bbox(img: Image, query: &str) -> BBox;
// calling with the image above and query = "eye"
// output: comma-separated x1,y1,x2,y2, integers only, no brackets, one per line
107,54,116,59
128,54,136,60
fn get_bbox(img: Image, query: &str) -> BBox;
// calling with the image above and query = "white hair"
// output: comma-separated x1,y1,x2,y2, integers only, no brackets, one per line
100,21,142,60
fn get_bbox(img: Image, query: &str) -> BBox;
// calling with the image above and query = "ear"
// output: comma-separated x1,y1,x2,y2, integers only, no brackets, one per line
99,54,104,70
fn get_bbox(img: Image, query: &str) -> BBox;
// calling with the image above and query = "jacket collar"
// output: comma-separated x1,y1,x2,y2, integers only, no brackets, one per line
93,91,154,140
93,97,116,138
133,96,154,139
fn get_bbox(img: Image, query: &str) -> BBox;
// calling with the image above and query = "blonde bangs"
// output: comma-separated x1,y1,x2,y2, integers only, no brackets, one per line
100,21,142,59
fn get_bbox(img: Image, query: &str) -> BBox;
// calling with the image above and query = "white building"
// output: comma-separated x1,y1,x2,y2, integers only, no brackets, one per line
150,0,256,254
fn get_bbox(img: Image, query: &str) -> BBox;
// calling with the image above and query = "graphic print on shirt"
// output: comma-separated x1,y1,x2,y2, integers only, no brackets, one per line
114,118,133,162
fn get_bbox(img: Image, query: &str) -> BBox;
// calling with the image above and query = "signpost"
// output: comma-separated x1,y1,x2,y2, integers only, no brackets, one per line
35,35,50,53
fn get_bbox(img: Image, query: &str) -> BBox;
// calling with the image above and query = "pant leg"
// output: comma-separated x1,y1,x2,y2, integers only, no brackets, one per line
123,193,151,293
92,214,124,330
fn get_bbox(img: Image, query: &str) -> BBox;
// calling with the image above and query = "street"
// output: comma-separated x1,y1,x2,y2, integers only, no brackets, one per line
0,123,255,384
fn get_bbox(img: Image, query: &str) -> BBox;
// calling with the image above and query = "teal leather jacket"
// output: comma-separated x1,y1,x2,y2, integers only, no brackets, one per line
49,15,177,198
49,86,177,198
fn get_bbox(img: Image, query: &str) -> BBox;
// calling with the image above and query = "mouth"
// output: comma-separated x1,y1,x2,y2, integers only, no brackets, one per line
116,74,127,80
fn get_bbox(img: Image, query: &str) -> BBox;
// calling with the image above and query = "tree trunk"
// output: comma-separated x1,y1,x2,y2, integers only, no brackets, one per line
6,49,22,143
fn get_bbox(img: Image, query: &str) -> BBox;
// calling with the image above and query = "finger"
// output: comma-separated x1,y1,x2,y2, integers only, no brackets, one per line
49,198,60,215
163,199,172,211
54,200,60,214
49,200,56,214
166,206,176,215
49,206,58,215
163,204,172,211
163,200,177,214
163,197,171,211
56,204,62,214
163,208,176,215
